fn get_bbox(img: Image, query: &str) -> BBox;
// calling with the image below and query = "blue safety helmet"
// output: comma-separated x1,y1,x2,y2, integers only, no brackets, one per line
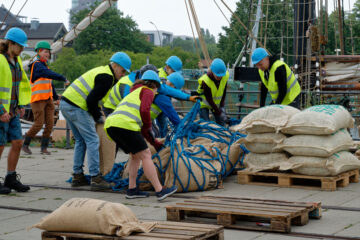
251,48,269,65
166,56,182,72
110,52,131,72
210,58,227,77
141,70,161,84
167,72,185,90
4,27,28,47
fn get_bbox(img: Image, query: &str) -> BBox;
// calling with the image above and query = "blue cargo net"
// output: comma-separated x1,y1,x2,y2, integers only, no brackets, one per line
104,100,248,192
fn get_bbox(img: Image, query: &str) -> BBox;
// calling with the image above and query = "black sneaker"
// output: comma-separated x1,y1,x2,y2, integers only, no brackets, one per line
126,187,150,199
4,172,30,192
0,180,11,194
71,173,90,187
156,185,178,201
90,174,113,191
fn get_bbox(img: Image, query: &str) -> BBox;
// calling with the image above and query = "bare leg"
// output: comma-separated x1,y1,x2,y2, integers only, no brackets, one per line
0,146,4,158
128,153,141,189
129,149,162,192
137,149,162,192
7,140,22,171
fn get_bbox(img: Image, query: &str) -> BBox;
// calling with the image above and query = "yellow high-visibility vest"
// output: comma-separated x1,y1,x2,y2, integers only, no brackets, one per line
62,65,114,111
103,75,133,110
158,67,168,79
0,54,31,112
105,86,154,135
259,60,300,105
197,71,229,109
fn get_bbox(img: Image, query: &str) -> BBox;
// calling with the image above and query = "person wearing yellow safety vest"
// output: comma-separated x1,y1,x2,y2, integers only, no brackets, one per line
158,55,182,79
102,71,138,116
60,52,131,191
0,27,31,194
105,70,178,201
197,58,229,126
251,48,301,108
22,41,70,155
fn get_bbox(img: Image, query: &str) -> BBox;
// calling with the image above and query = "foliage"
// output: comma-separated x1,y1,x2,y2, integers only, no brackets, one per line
50,46,200,82
70,4,153,55
217,0,295,66
166,28,218,59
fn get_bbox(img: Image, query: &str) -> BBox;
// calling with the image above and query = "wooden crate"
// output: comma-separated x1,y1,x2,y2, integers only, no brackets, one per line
166,196,321,233
41,221,224,240
237,169,359,191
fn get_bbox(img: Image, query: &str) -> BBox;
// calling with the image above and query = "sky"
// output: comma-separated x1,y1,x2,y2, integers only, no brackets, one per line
1,0,356,41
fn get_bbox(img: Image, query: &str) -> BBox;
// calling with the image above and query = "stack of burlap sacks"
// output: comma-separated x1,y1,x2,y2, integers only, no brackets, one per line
123,122,246,192
232,104,360,176
232,105,299,172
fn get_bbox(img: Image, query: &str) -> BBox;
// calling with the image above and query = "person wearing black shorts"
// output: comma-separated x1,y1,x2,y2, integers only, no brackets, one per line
104,70,178,201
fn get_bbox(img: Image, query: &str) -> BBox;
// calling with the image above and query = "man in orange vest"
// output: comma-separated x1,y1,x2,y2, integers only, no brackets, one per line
22,41,69,155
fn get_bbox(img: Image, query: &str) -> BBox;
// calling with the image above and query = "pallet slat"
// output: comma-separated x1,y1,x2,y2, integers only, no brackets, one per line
237,169,359,191
41,221,224,240
166,196,322,233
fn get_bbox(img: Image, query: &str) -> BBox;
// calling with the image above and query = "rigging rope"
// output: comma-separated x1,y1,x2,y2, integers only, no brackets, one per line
184,0,202,63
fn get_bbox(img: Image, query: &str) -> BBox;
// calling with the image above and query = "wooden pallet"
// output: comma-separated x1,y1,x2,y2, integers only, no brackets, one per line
237,169,359,191
41,221,224,240
166,196,321,233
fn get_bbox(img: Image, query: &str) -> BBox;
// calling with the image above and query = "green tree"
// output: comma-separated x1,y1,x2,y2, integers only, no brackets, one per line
70,4,152,54
217,0,294,66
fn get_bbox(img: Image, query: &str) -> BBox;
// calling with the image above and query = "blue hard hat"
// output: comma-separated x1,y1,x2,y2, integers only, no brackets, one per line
4,27,28,47
166,56,182,72
110,52,131,72
210,58,227,77
251,48,269,65
168,72,185,90
141,70,161,84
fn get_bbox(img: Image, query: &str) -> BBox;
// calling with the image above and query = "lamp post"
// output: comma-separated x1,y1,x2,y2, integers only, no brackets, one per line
149,21,162,46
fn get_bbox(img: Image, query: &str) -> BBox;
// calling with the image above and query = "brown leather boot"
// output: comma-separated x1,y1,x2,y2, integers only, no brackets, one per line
41,138,51,155
22,136,32,155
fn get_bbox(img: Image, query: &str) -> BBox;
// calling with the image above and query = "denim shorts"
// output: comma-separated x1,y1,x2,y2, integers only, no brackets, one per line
0,115,23,145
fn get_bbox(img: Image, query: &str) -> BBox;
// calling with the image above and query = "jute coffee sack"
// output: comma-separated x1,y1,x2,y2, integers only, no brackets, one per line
279,129,354,157
231,105,300,133
280,151,360,176
244,152,289,172
281,105,354,135
242,132,286,153
30,198,156,237
97,123,116,175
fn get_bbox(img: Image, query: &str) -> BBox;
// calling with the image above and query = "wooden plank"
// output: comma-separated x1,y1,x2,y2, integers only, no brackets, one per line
42,221,224,240
182,199,308,213
166,203,291,218
237,169,359,191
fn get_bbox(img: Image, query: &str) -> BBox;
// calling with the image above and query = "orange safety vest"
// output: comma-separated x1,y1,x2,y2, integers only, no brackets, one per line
30,61,53,103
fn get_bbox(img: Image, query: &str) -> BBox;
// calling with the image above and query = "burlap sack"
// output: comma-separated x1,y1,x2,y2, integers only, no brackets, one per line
244,152,289,172
97,123,116,175
164,143,222,192
279,129,354,157
227,139,246,170
280,151,360,176
243,132,286,153
231,105,300,133
30,198,156,237
281,105,354,135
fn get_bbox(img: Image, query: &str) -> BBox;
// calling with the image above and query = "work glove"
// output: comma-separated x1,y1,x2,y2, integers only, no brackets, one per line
190,91,201,96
